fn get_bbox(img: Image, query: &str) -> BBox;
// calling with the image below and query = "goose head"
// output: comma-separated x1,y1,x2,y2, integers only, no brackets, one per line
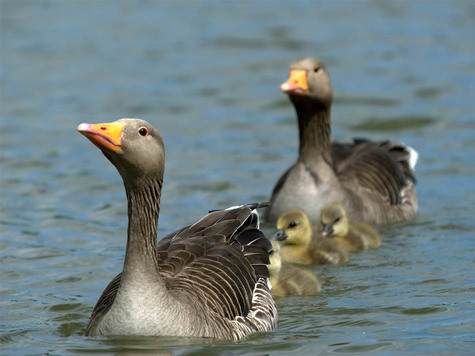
78,118,165,189
273,209,313,247
319,203,349,238
280,57,333,106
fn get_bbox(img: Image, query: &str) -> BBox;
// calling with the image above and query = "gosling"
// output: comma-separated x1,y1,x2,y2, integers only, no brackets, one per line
319,203,381,253
273,209,349,265
269,240,321,297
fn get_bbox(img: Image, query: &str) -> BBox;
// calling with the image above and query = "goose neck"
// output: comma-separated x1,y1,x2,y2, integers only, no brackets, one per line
294,100,332,165
123,178,162,277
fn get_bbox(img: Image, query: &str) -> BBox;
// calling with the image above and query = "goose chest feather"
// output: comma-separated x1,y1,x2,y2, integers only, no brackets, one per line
78,118,277,340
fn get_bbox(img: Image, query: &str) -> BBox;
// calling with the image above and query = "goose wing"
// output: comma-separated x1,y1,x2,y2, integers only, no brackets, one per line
334,140,416,205
156,203,273,320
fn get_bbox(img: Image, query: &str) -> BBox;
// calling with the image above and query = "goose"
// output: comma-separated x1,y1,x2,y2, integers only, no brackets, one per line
265,57,418,225
319,203,381,253
273,209,348,265
268,240,321,297
78,118,277,340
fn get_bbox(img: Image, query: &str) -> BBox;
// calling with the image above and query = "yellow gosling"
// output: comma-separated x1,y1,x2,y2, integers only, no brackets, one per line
269,240,321,297
273,209,349,265
319,203,381,253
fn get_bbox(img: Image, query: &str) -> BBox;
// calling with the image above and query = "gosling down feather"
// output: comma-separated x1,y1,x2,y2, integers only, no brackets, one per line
268,240,321,297
273,209,349,265
78,118,277,340
265,57,418,225
319,203,381,253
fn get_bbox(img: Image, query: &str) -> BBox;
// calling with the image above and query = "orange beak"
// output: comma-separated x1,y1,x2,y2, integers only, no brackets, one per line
280,69,308,95
77,122,124,152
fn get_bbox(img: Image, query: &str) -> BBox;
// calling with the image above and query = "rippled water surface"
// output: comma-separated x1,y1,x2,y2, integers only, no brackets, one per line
1,1,474,355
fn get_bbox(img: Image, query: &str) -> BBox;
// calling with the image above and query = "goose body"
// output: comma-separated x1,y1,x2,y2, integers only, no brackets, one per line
265,58,418,225
78,119,277,340
269,240,321,297
319,204,380,253
273,209,348,265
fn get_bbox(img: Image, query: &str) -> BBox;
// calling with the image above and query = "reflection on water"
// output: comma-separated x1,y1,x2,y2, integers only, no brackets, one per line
1,0,474,355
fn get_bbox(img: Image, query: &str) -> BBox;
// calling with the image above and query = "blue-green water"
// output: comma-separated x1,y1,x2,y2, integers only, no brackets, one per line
1,1,474,355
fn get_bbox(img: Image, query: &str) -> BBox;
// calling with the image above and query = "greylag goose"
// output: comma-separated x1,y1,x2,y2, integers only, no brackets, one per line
273,209,348,265
78,118,277,340
265,57,418,225
268,240,321,296
319,203,381,253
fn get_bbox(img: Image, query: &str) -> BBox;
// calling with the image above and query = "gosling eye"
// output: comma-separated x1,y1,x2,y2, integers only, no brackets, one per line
289,222,297,228
334,217,341,223
138,127,148,137
314,67,320,73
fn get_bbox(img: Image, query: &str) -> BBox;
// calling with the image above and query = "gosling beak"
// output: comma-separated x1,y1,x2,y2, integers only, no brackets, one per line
321,223,334,237
280,69,308,95
273,229,287,241
77,121,124,152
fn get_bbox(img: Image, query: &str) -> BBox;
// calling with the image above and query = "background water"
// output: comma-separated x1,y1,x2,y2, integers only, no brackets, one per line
1,1,474,355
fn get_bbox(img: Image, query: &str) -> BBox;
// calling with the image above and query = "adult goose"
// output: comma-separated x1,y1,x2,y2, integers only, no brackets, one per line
319,203,381,253
78,118,277,340
265,58,418,225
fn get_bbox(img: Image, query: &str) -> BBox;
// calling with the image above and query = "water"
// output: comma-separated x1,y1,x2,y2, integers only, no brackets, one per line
1,1,474,354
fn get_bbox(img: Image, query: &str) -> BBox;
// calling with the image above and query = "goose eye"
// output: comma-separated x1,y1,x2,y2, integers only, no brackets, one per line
334,217,341,223
314,67,320,73
138,127,148,137
289,222,297,228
